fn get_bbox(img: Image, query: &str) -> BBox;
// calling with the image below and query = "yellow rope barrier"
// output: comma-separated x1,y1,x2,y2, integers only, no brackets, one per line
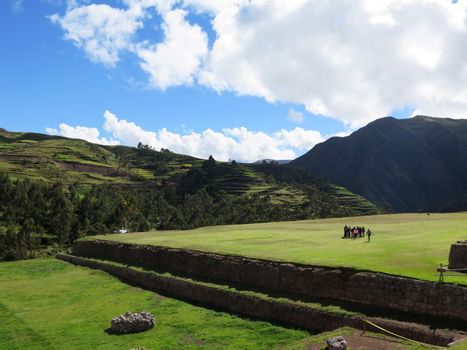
363,319,447,349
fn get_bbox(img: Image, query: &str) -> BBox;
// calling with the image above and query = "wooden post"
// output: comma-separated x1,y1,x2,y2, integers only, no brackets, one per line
437,263,447,283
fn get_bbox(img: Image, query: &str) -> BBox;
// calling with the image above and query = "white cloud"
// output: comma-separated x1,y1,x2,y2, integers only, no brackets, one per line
332,130,352,138
287,108,304,123
274,128,323,150
135,8,208,89
50,3,145,66
102,110,159,146
51,0,467,126
200,0,467,127
45,124,119,145
47,111,327,162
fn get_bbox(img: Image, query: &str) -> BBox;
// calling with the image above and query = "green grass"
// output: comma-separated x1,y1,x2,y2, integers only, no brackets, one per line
451,341,467,350
0,259,449,350
90,212,467,284
65,255,357,317
0,258,312,350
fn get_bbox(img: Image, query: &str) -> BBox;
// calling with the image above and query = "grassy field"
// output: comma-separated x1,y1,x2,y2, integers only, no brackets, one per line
0,258,312,350
1,259,459,350
91,212,467,284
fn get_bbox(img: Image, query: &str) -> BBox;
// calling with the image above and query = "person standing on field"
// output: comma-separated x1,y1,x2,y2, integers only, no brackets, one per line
367,228,372,241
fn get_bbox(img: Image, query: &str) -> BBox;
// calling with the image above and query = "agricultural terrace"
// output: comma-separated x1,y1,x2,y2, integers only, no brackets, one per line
2,259,457,350
91,212,467,285
0,258,309,350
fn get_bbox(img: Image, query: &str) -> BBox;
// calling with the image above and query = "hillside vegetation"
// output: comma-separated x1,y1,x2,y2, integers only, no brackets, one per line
0,130,377,215
92,212,467,284
0,130,381,260
292,116,467,212
0,130,200,184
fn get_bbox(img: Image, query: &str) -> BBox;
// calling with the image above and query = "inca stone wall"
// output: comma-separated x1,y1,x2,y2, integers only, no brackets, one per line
449,241,467,270
72,240,467,323
57,253,456,346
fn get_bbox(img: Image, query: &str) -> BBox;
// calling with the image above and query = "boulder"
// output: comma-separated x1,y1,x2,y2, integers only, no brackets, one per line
110,311,156,334
449,241,467,269
326,336,347,350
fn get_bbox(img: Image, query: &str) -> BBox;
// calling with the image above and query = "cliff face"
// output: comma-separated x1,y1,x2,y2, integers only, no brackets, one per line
291,116,467,212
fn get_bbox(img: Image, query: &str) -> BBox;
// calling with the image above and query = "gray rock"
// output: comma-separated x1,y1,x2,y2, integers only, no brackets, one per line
326,336,347,350
110,311,156,334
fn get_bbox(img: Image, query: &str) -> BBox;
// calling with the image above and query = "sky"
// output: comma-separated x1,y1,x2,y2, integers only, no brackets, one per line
1,0,467,162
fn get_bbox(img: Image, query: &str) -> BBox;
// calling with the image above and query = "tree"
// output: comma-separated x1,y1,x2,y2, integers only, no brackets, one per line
153,160,168,178
203,155,216,169
48,184,73,244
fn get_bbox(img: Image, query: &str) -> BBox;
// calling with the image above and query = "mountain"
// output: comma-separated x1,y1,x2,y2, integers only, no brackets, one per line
0,129,380,216
291,116,467,212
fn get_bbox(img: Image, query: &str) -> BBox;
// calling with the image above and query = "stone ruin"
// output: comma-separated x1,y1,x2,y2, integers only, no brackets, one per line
110,311,156,334
326,336,347,350
448,240,467,270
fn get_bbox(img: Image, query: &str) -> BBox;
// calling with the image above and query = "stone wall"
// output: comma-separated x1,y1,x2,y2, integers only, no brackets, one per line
72,240,467,323
449,241,467,269
57,254,456,346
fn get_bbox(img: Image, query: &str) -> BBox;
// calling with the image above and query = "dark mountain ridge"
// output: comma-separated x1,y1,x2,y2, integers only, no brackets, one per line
291,115,467,212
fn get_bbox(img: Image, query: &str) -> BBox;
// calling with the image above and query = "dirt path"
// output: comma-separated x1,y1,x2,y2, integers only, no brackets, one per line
304,330,426,350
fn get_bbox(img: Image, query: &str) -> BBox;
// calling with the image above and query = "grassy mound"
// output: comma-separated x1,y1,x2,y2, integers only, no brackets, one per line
90,212,467,284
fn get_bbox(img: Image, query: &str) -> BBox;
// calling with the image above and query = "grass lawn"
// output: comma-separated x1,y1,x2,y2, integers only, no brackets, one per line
0,258,314,350
1,259,460,350
90,212,467,284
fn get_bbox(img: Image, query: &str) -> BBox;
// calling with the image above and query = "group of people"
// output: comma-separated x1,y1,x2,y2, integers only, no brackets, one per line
343,225,372,241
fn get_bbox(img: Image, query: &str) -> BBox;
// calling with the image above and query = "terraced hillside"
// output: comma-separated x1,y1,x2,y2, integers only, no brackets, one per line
0,131,200,184
329,185,381,216
0,129,380,216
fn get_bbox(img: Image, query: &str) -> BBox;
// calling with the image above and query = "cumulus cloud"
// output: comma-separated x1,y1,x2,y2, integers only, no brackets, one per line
46,111,327,162
50,0,467,126
274,128,323,150
45,124,120,145
201,0,467,126
135,8,208,89
49,2,146,66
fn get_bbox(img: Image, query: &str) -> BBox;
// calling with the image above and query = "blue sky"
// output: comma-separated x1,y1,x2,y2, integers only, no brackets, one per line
1,0,466,161
2,1,315,133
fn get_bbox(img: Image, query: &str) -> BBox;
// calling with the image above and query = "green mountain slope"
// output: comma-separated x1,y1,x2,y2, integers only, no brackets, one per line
0,130,200,184
291,115,467,212
0,129,379,216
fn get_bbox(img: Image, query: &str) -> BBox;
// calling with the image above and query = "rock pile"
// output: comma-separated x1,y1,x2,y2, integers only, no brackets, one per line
326,336,347,350
110,312,156,334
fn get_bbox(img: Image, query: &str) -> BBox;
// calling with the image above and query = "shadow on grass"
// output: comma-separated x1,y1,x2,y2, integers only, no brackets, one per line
104,327,154,336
